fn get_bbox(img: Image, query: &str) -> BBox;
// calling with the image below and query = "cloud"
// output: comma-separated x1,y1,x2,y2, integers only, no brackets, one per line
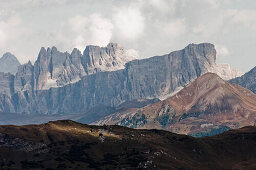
192,24,206,33
161,19,186,38
68,14,113,51
227,9,256,30
113,5,145,40
149,0,177,14
216,45,230,58
182,0,221,9
0,0,255,72
0,14,23,48
0,29,6,47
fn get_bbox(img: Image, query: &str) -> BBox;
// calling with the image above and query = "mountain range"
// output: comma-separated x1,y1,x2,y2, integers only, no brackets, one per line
0,42,254,138
0,43,241,115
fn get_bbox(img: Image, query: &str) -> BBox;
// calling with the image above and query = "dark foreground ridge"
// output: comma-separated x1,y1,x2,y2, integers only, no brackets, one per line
0,120,256,169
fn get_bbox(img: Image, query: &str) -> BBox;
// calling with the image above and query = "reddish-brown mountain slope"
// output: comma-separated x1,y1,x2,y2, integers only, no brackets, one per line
95,73,256,136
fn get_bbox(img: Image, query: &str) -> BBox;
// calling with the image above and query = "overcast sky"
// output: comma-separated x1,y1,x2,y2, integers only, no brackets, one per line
0,0,255,72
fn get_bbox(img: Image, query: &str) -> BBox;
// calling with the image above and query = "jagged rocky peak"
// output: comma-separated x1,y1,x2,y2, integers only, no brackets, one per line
0,52,21,74
31,43,138,90
17,60,34,74
37,47,47,60
71,48,82,57
83,42,138,74
1,52,19,60
33,46,71,90
14,61,34,91
70,48,83,67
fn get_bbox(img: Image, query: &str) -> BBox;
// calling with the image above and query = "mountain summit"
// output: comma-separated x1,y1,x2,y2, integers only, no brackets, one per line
0,52,21,74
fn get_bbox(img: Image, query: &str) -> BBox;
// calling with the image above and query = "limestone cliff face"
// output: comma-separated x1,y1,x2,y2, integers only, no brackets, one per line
83,43,137,75
0,43,217,114
15,61,34,92
0,72,14,96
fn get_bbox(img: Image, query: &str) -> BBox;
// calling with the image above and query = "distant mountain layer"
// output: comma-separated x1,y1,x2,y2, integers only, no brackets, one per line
229,66,256,94
0,52,20,74
0,43,221,114
0,120,256,169
95,73,256,137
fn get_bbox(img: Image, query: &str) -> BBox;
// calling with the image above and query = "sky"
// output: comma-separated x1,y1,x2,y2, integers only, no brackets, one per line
0,0,255,72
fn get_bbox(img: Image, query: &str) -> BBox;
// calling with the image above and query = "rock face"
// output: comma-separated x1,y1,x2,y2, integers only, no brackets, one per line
83,43,138,75
210,63,243,80
20,43,137,90
0,72,14,96
229,66,256,94
0,52,21,74
0,43,221,115
94,73,256,136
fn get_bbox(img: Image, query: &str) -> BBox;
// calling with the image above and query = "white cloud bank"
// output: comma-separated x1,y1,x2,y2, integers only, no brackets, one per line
0,0,255,72
0,14,22,47
216,45,230,58
113,5,145,40
68,14,113,51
